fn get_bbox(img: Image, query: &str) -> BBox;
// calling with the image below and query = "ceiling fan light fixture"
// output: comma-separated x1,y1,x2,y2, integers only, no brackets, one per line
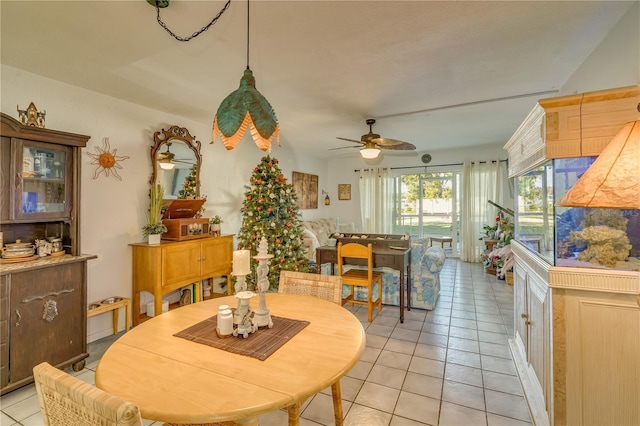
159,158,175,170
360,147,381,159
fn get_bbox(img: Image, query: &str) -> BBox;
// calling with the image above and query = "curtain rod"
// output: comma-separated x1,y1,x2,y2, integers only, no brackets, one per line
354,159,508,172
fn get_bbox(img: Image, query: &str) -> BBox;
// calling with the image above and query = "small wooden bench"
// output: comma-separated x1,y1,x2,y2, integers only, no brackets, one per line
87,297,131,335
429,236,453,248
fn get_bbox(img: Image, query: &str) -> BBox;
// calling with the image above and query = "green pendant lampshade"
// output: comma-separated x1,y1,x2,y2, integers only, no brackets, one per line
212,68,280,151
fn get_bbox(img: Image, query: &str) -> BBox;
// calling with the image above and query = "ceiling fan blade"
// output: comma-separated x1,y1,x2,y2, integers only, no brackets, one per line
378,141,416,151
329,145,360,151
372,137,414,148
336,137,365,145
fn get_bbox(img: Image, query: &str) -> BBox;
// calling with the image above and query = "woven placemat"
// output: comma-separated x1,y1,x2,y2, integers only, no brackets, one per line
173,314,309,361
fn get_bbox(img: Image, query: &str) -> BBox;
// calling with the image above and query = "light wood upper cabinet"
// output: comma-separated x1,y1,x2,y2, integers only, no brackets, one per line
540,85,640,159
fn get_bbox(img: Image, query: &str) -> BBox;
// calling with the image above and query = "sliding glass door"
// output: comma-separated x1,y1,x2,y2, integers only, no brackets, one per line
393,171,461,256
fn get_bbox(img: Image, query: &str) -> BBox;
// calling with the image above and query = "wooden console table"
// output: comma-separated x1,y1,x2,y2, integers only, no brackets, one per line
316,239,410,323
130,235,233,326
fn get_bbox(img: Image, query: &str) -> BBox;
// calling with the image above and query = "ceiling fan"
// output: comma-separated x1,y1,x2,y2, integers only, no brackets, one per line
335,118,416,159
157,143,194,170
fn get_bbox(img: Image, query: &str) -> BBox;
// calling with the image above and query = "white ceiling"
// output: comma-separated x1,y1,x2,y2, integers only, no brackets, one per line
1,1,635,159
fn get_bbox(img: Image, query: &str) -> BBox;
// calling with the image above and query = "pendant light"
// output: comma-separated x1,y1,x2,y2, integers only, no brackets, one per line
212,0,279,151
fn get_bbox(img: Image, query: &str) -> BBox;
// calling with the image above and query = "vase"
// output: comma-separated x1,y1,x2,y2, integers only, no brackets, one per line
148,234,161,245
211,224,221,237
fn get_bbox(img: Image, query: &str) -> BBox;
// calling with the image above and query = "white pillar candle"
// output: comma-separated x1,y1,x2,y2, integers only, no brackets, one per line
232,250,251,275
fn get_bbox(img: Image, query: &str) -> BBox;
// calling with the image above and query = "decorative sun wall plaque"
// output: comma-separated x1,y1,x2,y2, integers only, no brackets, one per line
338,184,351,200
292,171,318,209
86,137,130,180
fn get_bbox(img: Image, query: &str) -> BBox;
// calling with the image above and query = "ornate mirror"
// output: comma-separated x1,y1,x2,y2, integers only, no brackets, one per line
150,125,202,199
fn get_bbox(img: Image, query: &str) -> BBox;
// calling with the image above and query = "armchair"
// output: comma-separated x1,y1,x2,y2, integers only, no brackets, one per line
409,238,446,310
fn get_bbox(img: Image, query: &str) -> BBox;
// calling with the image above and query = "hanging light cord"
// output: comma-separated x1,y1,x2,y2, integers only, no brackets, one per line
246,0,250,69
154,0,231,42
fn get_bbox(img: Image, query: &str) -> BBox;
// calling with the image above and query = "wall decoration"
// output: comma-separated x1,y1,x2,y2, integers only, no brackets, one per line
17,102,46,128
86,137,130,180
292,171,318,209
338,184,351,200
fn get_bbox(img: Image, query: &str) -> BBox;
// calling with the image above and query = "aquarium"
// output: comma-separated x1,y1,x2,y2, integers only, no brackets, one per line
554,156,640,271
514,161,555,264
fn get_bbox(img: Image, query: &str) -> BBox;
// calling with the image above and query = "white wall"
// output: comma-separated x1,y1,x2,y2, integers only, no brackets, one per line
560,2,639,95
1,65,328,341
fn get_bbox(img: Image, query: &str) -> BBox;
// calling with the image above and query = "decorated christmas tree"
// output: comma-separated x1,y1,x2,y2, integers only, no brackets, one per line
178,165,197,199
237,155,314,290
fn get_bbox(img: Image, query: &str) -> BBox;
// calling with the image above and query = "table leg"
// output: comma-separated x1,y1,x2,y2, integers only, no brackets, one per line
399,270,405,324
124,299,131,333
112,308,119,335
406,263,411,312
331,381,344,426
287,402,301,426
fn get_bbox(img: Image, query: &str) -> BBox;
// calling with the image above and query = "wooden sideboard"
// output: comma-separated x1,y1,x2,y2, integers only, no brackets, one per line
130,235,233,326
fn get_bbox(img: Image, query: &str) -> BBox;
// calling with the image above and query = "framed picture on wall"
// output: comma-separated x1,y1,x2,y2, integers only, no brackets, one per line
292,171,318,209
338,184,351,200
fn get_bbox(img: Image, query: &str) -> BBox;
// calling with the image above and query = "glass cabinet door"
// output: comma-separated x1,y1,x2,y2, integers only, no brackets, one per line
13,139,72,220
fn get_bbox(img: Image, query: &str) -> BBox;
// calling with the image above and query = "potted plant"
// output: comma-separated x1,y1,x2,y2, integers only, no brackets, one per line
142,183,167,245
210,215,223,237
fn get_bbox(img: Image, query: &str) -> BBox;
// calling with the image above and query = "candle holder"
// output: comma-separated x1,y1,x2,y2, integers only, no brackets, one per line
232,291,257,338
252,237,274,329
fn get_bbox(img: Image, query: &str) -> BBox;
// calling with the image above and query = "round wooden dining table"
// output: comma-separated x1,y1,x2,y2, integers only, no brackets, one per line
95,293,365,425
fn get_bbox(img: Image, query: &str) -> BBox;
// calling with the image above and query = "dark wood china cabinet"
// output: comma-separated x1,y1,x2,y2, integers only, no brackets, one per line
0,113,95,395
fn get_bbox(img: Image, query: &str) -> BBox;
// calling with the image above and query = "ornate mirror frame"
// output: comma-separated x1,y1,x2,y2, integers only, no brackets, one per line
150,125,202,198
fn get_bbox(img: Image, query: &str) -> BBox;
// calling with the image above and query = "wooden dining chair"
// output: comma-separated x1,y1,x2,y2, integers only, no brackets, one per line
337,242,383,322
33,362,143,426
278,270,345,426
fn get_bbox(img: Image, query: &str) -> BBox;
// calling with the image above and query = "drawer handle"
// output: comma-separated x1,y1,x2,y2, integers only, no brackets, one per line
521,313,528,319
525,320,532,326
22,288,75,304
15,309,21,327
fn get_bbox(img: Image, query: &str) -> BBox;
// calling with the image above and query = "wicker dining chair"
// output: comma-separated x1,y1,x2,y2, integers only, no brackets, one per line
278,270,345,426
33,362,143,426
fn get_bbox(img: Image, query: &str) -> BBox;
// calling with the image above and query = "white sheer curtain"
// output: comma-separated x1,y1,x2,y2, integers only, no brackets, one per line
359,167,393,234
460,160,505,262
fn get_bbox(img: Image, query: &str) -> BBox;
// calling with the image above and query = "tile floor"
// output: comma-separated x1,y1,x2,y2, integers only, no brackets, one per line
0,259,533,426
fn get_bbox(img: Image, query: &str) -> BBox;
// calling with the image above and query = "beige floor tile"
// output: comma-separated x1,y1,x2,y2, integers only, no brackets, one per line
421,322,450,336
446,348,482,369
344,403,392,426
384,338,417,355
477,330,509,345
378,350,412,370
395,319,424,331
359,346,382,363
414,343,447,362
439,401,488,426
480,354,517,376
302,392,353,426
447,336,480,353
346,360,374,380
2,394,41,422
389,414,430,425
391,327,421,343
402,371,443,400
450,317,478,330
367,365,407,390
393,391,440,425
448,326,478,341
418,331,449,348
444,363,484,388
408,356,445,378
487,412,532,426
443,380,485,411
365,334,389,349
482,370,524,396
354,382,400,414
367,324,395,338
479,341,512,360
485,389,532,422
